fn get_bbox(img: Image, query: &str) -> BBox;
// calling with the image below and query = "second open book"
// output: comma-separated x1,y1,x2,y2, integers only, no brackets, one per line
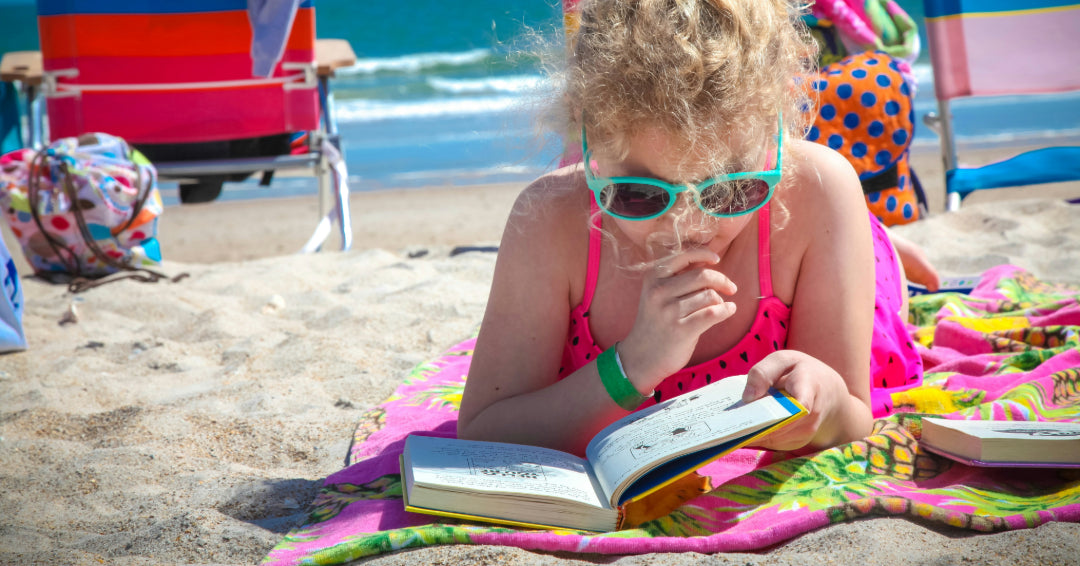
401,374,806,532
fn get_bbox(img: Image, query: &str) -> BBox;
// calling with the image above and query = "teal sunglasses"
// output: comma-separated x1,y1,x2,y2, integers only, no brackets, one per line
582,121,783,221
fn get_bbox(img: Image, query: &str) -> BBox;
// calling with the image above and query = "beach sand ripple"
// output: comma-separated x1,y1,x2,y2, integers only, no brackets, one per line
1,185,1079,564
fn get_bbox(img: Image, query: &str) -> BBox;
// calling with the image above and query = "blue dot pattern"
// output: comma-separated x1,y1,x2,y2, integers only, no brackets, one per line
804,51,920,225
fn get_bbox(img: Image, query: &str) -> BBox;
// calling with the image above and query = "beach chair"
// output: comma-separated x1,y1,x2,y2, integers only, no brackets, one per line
0,0,356,252
922,0,1080,212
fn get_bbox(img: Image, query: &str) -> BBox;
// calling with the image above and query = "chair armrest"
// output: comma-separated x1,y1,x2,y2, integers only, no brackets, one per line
0,51,43,86
314,39,356,78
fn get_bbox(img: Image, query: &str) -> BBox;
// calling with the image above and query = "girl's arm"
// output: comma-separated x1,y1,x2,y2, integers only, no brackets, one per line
457,173,634,455
744,141,876,450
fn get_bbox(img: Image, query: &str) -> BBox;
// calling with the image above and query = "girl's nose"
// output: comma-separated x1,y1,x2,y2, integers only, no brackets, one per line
663,191,702,221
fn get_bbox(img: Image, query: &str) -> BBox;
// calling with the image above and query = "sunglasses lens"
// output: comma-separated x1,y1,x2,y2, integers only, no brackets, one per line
601,182,670,218
700,179,771,216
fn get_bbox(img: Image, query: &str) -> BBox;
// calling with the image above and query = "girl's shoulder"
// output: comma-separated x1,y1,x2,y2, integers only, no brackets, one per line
499,164,593,289
777,139,866,220
509,164,593,242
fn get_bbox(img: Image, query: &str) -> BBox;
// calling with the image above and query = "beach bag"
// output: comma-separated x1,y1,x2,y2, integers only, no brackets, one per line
0,236,27,353
805,51,925,226
0,133,177,292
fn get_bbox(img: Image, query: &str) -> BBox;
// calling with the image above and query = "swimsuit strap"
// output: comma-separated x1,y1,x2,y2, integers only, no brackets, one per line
582,198,604,312
757,202,774,298
757,143,778,299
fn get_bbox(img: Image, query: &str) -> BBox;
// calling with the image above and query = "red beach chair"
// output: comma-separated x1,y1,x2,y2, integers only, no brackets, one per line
922,0,1080,211
1,0,355,251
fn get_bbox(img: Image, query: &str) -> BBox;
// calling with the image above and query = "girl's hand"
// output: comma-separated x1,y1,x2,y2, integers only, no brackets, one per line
741,350,851,451
889,229,940,292
618,248,738,394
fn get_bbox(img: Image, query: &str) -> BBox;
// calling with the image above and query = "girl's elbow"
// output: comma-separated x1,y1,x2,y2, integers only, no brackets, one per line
456,407,480,440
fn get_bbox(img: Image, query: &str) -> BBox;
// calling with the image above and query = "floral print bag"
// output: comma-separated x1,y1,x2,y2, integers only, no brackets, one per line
0,133,180,292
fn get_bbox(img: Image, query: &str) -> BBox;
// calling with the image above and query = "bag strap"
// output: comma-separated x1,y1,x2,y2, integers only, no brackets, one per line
28,146,188,293
27,149,83,275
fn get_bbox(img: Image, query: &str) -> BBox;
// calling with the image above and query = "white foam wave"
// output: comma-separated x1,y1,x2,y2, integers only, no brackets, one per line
912,127,1080,149
389,163,541,183
427,75,548,94
335,95,523,122
338,49,493,75
911,62,934,89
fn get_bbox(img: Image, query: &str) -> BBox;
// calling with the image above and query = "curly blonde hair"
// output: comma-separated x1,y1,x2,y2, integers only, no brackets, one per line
562,0,817,168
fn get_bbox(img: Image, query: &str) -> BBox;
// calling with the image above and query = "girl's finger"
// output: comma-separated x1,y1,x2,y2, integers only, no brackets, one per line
681,301,736,333
649,248,719,279
742,350,804,403
677,288,721,318
658,266,738,300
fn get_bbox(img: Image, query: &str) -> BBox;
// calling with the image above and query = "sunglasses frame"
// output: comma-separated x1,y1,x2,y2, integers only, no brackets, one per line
581,119,784,221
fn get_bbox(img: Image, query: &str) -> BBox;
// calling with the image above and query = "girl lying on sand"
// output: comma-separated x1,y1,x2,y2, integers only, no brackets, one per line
459,0,930,456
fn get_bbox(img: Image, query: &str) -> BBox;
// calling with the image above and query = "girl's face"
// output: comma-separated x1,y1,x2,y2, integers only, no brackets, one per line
594,127,769,260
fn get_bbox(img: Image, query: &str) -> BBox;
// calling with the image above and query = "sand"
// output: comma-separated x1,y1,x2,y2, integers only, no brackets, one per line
1,149,1080,565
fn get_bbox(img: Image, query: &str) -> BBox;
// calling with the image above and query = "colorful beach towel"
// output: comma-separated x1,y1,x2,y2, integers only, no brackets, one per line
262,264,1080,565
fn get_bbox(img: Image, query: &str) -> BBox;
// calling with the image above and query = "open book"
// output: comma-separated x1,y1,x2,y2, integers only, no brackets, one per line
921,418,1080,468
400,374,805,532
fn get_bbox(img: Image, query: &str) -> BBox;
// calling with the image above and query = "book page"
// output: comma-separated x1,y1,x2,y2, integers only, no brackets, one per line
405,435,610,509
922,418,1080,465
925,418,1080,439
585,375,798,503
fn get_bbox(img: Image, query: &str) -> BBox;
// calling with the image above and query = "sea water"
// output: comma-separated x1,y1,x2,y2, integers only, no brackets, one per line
1,0,1078,203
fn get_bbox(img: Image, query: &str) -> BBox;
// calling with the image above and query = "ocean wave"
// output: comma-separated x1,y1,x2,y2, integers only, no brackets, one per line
912,126,1080,148
388,163,542,183
911,62,934,89
337,49,494,75
335,95,525,122
427,74,548,95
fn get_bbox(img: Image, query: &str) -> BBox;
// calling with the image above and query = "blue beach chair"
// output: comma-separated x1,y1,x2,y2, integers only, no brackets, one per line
922,0,1080,211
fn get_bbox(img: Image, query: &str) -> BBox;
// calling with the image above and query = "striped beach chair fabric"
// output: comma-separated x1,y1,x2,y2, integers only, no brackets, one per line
8,0,354,251
923,0,1080,211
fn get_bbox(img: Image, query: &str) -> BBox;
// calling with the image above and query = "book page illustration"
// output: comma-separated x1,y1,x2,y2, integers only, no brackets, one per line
469,457,548,480
629,421,712,460
987,426,1080,437
586,375,795,499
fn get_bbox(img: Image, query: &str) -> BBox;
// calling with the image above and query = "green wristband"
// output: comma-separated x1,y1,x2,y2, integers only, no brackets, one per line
597,344,650,411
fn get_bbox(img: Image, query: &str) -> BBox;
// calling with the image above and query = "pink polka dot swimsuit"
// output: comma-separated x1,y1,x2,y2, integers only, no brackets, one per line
558,201,922,418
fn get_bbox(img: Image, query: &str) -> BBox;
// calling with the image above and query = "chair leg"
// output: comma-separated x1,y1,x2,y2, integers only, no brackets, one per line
24,83,44,149
299,140,352,253
936,99,962,212
326,141,352,251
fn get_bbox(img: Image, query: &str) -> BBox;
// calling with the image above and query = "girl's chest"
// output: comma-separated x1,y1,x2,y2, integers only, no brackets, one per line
585,248,766,366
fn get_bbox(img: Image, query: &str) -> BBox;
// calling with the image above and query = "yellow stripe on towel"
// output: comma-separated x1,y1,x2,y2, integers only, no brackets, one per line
944,315,1030,333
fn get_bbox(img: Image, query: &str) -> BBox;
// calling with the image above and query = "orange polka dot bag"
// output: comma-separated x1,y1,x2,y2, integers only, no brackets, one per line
0,134,165,286
807,51,925,226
